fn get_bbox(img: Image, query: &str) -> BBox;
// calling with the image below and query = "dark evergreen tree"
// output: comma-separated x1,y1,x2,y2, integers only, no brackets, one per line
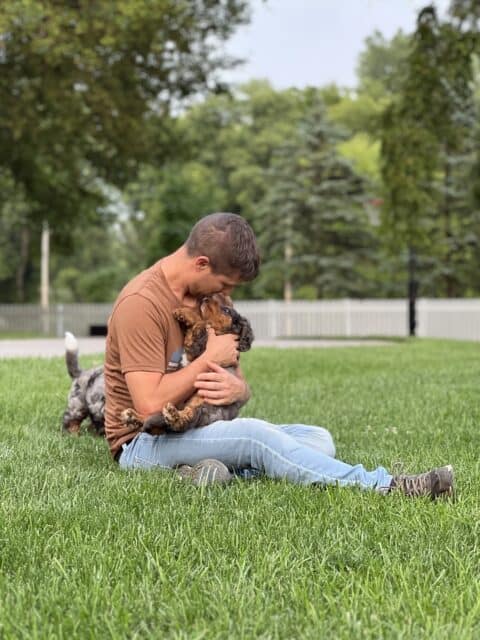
381,4,480,296
257,102,378,299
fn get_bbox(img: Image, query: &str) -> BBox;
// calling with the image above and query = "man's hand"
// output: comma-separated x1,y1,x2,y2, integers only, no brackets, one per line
194,361,248,405
202,327,239,368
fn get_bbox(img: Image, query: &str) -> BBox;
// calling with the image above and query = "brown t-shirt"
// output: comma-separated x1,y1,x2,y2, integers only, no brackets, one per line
104,260,185,458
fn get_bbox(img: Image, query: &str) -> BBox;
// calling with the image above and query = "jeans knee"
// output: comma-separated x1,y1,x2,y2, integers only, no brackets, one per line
324,435,336,458
231,418,287,446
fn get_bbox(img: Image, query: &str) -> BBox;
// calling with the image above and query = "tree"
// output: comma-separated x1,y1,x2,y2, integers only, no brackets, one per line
380,4,480,297
257,102,378,299
356,29,411,97
0,0,249,300
0,169,33,302
124,81,315,298
124,161,228,268
325,31,412,194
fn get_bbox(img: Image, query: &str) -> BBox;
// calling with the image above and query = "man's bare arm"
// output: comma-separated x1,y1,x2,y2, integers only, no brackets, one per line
125,358,208,416
125,329,239,415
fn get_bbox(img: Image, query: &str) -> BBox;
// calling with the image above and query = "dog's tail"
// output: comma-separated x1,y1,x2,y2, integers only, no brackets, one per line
65,331,82,379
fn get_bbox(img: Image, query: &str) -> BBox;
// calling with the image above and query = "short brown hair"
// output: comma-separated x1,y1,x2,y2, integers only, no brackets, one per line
185,213,260,281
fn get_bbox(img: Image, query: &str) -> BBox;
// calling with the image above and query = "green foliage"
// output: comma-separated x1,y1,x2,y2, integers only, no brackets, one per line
3,2,480,302
256,101,379,298
327,30,410,137
356,29,411,97
337,133,381,184
51,221,133,302
328,90,389,136
0,0,249,299
380,4,480,296
121,81,318,299
125,162,228,267
0,169,39,302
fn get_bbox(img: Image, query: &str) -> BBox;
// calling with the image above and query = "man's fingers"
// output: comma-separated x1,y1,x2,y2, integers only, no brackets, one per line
195,372,223,382
206,361,225,372
194,381,222,390
198,397,224,406
197,390,226,400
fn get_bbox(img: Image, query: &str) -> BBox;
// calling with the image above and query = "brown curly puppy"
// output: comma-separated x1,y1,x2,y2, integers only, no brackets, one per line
121,294,254,434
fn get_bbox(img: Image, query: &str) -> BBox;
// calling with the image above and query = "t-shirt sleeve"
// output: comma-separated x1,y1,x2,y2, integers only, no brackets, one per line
111,294,168,374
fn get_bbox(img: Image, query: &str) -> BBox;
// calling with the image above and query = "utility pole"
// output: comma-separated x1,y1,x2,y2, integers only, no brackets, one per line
284,217,293,337
40,220,50,334
284,240,292,303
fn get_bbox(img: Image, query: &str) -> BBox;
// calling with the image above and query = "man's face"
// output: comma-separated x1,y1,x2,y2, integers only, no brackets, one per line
190,262,241,298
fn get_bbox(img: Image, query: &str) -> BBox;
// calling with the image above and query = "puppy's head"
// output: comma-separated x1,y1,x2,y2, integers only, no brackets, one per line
174,294,254,361
200,294,254,353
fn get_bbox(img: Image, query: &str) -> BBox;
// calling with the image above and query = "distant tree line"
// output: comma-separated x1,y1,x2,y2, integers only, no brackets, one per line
1,0,480,303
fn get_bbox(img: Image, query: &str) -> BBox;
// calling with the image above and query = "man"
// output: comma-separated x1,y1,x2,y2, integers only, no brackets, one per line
104,213,454,497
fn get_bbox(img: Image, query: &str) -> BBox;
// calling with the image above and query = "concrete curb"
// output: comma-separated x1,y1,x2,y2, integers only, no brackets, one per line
0,337,395,359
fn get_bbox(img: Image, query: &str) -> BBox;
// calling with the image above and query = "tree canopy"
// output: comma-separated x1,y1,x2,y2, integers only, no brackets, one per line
2,0,480,304
0,0,249,299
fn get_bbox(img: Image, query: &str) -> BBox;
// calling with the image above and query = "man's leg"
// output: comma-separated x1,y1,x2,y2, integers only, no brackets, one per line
119,417,392,492
233,423,335,478
277,424,336,457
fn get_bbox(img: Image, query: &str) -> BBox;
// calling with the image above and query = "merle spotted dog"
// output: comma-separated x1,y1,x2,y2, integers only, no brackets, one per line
62,332,105,436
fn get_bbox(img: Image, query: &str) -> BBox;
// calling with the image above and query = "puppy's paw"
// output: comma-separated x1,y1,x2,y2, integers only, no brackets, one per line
62,421,82,436
173,309,186,322
162,402,181,426
121,408,144,429
173,309,192,327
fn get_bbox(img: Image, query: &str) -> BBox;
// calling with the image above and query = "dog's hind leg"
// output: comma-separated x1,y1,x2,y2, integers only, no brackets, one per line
121,407,168,436
62,410,87,435
87,417,105,437
142,411,168,434
162,401,203,432
62,380,88,435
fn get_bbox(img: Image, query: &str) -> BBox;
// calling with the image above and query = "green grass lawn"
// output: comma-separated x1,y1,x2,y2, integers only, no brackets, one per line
0,341,479,639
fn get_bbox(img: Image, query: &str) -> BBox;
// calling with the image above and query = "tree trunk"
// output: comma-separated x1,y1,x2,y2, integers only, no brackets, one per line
443,152,455,297
40,221,50,309
284,240,292,303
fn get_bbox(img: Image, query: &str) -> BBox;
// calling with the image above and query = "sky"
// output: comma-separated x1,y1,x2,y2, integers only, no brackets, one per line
223,0,451,89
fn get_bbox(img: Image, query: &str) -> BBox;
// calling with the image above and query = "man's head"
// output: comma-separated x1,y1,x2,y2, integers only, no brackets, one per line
184,213,260,296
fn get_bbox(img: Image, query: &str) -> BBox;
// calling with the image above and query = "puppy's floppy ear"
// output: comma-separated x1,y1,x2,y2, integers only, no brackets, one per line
187,324,209,360
211,292,233,308
237,316,254,352
173,307,200,330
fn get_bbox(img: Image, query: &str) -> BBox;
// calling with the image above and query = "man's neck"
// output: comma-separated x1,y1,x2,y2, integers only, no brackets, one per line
160,247,197,306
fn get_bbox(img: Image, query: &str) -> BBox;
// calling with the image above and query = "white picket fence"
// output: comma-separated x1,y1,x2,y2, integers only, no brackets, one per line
1,299,480,341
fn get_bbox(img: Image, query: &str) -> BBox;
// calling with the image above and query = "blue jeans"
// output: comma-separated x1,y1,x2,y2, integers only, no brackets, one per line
118,418,393,492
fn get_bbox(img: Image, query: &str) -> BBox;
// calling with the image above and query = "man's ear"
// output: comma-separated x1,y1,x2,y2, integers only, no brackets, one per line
195,256,211,272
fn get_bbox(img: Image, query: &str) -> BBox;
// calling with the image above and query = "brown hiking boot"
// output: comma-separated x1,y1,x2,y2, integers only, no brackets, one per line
390,464,454,499
175,459,233,487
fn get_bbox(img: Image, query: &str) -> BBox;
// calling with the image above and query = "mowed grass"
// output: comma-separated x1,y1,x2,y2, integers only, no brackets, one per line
0,341,479,639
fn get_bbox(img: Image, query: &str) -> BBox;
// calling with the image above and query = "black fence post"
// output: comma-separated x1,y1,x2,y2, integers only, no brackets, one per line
408,247,418,337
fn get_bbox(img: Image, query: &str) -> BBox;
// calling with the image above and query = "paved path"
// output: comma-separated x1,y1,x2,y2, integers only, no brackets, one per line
0,337,394,359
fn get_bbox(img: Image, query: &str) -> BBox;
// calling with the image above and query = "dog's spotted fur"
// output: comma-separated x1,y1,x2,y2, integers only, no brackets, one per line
121,294,254,434
62,332,105,436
